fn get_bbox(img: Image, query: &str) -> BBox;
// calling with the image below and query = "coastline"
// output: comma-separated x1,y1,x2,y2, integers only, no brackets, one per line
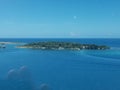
16,41,110,50
0,42,25,45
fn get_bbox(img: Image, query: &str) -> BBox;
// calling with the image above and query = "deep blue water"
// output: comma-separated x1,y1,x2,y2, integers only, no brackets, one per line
0,38,120,90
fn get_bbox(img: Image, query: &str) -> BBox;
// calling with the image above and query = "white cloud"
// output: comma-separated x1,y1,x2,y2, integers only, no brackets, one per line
70,32,80,37
70,32,76,36
73,16,77,20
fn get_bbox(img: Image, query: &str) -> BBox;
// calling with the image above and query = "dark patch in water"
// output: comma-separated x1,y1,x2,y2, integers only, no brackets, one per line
0,66,50,90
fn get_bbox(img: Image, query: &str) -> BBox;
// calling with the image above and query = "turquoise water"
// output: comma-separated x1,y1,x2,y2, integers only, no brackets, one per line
0,38,120,90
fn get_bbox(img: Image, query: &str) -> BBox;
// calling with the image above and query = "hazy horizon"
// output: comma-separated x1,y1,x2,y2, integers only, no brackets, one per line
0,0,120,38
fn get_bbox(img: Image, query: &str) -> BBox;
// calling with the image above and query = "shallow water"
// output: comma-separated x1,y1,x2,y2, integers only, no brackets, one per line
0,38,120,90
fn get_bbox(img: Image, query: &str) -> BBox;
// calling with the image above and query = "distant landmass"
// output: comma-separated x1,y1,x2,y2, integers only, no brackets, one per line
0,42,25,49
17,41,110,50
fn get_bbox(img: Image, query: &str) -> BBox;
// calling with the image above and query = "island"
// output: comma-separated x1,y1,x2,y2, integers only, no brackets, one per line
17,41,110,50
0,43,6,48
0,42,26,49
0,42,25,45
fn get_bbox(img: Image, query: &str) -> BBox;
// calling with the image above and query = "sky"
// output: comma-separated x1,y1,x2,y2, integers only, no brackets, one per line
0,0,120,38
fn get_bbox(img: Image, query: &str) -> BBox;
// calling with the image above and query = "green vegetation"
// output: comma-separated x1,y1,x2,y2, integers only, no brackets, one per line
17,41,110,50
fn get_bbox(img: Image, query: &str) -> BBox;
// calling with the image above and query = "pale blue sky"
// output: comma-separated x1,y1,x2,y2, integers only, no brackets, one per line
0,0,120,38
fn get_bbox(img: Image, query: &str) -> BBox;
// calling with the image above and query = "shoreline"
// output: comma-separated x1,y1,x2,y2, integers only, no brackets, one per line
0,42,26,45
16,41,110,50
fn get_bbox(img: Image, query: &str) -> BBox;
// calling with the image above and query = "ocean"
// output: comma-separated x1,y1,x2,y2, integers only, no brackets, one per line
0,38,120,90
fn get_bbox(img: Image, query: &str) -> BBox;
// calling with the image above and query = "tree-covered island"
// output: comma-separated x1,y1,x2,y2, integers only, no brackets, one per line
17,41,110,50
